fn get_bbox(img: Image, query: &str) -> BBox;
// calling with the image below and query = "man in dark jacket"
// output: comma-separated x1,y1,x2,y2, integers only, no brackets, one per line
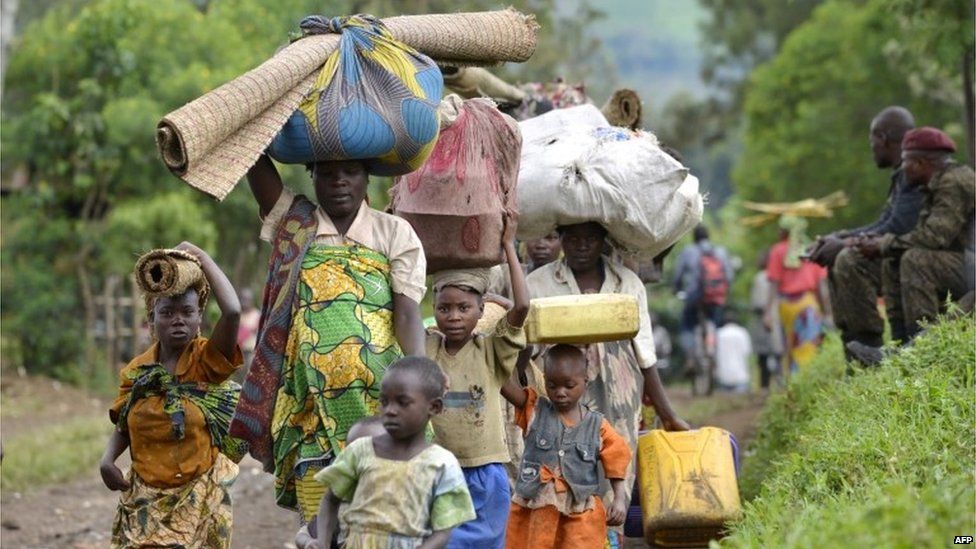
809,106,924,348
849,128,975,364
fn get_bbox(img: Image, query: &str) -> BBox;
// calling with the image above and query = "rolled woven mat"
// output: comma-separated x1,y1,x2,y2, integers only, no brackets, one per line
442,67,526,105
601,88,642,130
135,249,210,310
157,8,538,201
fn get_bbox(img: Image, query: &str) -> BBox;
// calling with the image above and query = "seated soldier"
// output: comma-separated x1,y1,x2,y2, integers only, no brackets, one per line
849,127,975,363
809,107,923,349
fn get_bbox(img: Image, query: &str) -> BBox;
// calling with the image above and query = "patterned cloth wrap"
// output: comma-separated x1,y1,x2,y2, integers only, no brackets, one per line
111,452,237,549
230,196,319,469
115,363,248,463
268,14,444,175
778,291,824,374
272,244,402,514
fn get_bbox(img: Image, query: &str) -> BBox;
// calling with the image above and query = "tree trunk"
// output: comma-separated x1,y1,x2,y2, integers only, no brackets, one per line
75,253,97,377
0,0,19,100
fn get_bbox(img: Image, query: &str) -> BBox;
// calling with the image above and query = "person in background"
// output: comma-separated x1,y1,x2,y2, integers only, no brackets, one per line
850,127,975,362
525,221,689,546
101,242,243,548
650,311,672,371
748,249,783,389
672,225,734,363
765,217,830,375
236,288,261,369
523,231,562,273
714,311,752,393
808,106,922,350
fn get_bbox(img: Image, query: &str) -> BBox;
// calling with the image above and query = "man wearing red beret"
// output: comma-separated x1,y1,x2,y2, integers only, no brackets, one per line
852,127,975,361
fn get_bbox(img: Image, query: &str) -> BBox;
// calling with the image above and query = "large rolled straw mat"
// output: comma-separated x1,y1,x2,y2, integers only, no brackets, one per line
601,88,642,130
135,249,210,310
157,9,539,201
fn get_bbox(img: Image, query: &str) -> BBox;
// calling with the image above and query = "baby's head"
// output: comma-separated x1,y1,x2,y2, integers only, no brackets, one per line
543,344,588,412
347,415,386,444
432,270,491,347
379,357,447,440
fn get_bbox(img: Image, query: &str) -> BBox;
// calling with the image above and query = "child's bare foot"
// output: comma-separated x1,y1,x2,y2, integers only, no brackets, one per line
294,524,318,549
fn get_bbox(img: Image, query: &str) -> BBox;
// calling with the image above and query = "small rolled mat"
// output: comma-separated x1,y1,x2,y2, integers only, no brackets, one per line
442,66,526,106
135,249,210,310
601,88,642,130
156,8,539,201
432,268,492,294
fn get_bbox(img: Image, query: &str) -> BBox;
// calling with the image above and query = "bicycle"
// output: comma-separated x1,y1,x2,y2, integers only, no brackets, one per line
690,303,717,397
677,291,719,397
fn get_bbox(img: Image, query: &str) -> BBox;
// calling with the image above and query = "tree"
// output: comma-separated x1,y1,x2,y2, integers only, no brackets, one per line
730,0,967,272
648,0,822,215
1,0,254,377
887,0,975,164
698,0,823,113
1,0,603,380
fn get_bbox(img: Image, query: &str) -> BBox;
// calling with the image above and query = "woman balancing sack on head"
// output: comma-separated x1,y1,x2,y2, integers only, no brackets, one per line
523,221,690,547
230,154,428,540
100,243,245,548
231,15,433,541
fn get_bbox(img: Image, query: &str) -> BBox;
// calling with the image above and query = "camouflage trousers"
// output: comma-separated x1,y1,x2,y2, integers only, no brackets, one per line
829,247,885,344
882,248,968,339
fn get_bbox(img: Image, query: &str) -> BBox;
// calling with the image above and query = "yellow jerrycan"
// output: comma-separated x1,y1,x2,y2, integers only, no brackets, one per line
638,427,742,547
524,293,639,344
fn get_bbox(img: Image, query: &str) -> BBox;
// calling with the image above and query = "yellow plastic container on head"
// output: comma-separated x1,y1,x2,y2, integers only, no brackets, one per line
524,293,639,344
638,427,742,547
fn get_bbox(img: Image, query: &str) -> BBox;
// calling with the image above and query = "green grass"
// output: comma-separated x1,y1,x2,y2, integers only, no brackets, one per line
722,316,975,547
1,415,113,493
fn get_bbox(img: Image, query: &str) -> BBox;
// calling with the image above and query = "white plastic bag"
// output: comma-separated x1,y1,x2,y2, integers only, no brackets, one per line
516,111,702,257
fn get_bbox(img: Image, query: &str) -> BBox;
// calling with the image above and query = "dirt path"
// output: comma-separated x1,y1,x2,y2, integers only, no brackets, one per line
667,389,767,447
1,388,766,548
1,456,298,549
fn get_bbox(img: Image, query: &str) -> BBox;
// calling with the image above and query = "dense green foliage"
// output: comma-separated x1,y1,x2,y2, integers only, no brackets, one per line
698,0,822,107
722,0,972,288
0,0,611,380
1,0,264,379
726,317,975,546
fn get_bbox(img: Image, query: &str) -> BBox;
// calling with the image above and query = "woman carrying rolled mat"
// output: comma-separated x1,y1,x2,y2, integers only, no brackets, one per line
231,155,427,540
524,221,689,547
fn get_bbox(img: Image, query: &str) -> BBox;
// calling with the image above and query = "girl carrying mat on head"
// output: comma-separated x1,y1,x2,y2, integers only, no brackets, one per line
230,155,427,537
101,242,244,548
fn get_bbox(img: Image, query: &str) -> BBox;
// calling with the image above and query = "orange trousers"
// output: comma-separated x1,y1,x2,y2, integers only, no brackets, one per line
505,500,607,549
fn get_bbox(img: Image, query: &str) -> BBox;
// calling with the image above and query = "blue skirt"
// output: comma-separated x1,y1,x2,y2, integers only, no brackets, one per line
446,463,510,549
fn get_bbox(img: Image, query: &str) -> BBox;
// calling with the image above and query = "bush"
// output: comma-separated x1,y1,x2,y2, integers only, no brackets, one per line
724,316,975,547
0,208,88,381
